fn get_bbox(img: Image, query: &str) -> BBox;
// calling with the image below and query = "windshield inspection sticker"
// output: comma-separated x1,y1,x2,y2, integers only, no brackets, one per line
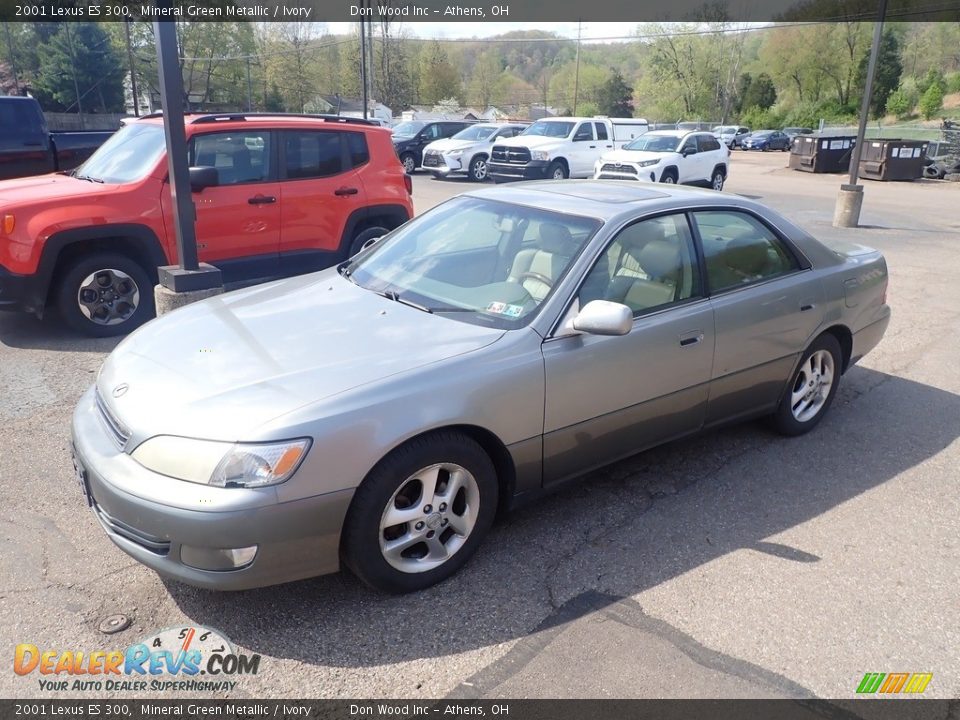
486,302,524,317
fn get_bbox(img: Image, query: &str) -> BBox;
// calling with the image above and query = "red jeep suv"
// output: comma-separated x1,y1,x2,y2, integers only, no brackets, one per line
0,113,413,336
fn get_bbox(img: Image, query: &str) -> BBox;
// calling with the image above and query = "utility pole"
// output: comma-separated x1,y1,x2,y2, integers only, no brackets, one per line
359,5,368,119
833,0,888,227
123,18,139,116
245,56,253,111
366,6,375,115
3,22,20,95
64,24,84,128
572,19,582,115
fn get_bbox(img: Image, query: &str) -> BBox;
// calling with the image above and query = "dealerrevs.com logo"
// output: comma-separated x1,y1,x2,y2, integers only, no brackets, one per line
856,672,933,695
14,625,260,693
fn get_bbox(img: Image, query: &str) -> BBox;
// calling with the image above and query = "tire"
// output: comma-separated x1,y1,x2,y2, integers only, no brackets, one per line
430,172,443,180
772,333,843,437
710,168,725,191
341,431,498,594
348,226,390,258
400,153,417,174
468,155,489,182
57,252,154,338
546,161,568,180
660,169,677,184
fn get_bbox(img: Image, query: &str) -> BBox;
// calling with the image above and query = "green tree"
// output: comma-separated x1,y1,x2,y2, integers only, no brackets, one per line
466,50,501,108
35,23,125,112
918,82,944,120
856,31,902,117
884,87,912,118
596,69,634,116
418,41,460,105
741,73,777,110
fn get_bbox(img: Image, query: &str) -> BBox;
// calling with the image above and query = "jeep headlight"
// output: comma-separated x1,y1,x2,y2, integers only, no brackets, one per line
131,436,310,488
531,150,550,161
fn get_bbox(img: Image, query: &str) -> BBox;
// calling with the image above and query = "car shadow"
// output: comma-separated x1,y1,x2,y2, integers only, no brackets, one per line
0,311,122,354
164,366,959,670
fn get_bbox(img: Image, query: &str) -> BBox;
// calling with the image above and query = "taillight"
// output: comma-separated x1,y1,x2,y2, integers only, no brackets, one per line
403,173,412,195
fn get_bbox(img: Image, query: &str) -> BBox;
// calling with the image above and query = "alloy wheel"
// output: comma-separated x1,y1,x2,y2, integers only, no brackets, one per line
472,159,488,181
77,269,140,326
790,350,835,423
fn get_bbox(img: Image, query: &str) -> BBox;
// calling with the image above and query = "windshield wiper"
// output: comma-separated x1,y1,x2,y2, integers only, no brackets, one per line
367,287,433,314
73,173,104,183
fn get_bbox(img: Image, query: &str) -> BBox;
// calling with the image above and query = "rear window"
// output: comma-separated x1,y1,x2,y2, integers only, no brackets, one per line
0,100,43,140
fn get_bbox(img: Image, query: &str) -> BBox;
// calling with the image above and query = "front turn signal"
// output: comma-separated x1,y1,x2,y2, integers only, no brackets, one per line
2,214,14,235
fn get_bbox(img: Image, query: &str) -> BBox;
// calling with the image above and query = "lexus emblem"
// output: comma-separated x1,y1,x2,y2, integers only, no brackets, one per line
112,383,129,398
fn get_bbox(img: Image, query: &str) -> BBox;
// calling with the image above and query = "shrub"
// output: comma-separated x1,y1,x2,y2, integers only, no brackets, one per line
885,88,913,119
947,72,960,94
919,83,944,120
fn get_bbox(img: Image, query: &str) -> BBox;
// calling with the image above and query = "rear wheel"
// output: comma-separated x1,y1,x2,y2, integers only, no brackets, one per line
400,153,417,174
348,226,390,257
772,334,842,436
341,431,498,593
711,168,725,191
57,252,154,337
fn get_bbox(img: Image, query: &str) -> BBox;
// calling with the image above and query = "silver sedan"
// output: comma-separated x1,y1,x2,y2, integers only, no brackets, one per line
71,181,890,593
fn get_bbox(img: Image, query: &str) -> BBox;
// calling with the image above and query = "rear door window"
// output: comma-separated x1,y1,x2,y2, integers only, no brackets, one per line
282,130,344,179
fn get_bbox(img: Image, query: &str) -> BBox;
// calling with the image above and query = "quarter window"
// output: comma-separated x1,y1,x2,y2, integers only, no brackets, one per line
579,214,701,316
283,131,343,179
345,132,369,168
692,211,799,293
190,131,271,185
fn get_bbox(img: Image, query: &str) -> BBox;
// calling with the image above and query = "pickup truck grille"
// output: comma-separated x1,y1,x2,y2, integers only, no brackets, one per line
492,146,531,164
600,163,638,175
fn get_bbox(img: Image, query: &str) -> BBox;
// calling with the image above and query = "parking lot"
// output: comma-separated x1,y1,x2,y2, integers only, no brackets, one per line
1,151,958,700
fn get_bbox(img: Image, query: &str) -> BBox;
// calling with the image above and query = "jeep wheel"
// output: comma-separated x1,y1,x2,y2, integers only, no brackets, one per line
58,252,154,337
401,153,417,174
349,226,390,258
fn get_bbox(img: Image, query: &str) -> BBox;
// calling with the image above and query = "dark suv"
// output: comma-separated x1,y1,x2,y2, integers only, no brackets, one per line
391,120,475,173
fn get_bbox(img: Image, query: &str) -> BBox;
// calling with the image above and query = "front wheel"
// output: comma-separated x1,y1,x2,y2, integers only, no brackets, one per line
341,431,498,593
57,252,154,337
546,161,568,180
772,334,842,436
468,155,489,181
660,169,677,184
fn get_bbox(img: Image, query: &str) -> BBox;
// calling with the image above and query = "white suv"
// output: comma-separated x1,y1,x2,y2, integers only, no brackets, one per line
594,130,730,190
421,123,528,181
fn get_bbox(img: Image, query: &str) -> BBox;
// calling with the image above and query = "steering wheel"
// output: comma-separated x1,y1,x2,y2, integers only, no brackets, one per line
516,271,554,290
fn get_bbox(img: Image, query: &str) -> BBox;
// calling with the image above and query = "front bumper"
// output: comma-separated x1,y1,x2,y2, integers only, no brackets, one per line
595,165,659,182
488,160,551,181
422,152,464,174
71,386,353,591
0,265,45,314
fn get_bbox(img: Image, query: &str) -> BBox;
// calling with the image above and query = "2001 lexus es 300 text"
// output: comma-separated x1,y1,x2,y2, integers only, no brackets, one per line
71,181,890,593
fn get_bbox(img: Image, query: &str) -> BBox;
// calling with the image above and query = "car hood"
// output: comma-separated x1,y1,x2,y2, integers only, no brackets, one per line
599,148,673,164
0,173,117,204
425,138,479,153
495,135,568,150
97,271,506,442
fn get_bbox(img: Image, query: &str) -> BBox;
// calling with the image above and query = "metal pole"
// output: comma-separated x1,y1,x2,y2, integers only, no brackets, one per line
64,24,85,128
367,7,375,113
154,12,199,272
3,22,20,95
359,10,368,119
573,19,581,115
245,56,253,111
124,18,140,116
847,0,888,186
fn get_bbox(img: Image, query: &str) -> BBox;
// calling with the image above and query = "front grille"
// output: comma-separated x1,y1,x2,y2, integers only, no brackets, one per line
492,145,531,164
422,153,441,167
92,498,170,556
601,163,638,175
95,388,130,450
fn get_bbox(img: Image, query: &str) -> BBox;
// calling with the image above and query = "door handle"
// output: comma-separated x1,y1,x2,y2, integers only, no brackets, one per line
23,141,43,147
800,303,815,312
334,187,359,196
247,195,276,205
679,331,704,347
589,145,596,148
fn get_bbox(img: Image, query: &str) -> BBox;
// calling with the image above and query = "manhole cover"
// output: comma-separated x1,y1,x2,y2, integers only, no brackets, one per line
98,614,132,635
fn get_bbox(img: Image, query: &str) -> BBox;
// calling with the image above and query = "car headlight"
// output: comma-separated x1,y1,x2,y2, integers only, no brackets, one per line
447,150,463,158
131,436,311,488
636,159,660,167
531,150,550,161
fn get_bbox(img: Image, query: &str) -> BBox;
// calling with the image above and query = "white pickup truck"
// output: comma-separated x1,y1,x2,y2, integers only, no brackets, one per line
488,116,649,182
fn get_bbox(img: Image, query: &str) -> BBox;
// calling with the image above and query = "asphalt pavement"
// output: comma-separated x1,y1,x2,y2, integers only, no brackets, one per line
1,153,958,702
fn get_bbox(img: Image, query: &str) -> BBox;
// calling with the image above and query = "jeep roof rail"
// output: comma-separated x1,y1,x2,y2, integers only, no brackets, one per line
189,112,380,126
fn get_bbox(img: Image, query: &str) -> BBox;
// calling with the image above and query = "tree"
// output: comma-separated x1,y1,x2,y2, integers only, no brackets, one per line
856,31,902,117
918,82,944,120
418,41,460,105
35,23,125,112
466,50,501,108
884,87,912,118
741,73,777,110
597,70,634,116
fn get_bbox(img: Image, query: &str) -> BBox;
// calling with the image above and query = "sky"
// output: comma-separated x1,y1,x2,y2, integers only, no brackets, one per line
324,22,640,42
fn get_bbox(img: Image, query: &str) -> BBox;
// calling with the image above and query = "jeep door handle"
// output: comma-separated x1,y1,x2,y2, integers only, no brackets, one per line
334,187,359,196
248,195,276,205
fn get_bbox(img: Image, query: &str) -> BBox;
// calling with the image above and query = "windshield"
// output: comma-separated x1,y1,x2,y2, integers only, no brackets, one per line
452,125,497,141
624,134,681,152
73,124,165,184
391,121,424,137
346,196,601,329
752,131,773,138
521,121,574,138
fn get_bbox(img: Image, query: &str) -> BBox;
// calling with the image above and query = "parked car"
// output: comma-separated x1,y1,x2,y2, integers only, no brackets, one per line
594,130,730,190
0,96,114,181
422,122,528,181
0,112,413,336
783,127,814,147
488,116,650,182
712,125,751,148
742,130,792,151
391,120,475,173
72,181,890,593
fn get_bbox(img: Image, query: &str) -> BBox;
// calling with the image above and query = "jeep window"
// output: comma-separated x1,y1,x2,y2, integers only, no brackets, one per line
283,131,343,179
73,124,165,184
623,134,682,152
452,125,497,141
521,121,574,138
190,131,272,185
346,132,369,168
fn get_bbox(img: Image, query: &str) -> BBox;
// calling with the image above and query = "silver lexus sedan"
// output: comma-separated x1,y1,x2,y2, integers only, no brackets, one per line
71,182,890,593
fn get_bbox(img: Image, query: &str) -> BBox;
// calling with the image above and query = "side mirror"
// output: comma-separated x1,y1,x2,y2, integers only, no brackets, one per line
681,147,695,156
572,300,633,336
189,166,218,192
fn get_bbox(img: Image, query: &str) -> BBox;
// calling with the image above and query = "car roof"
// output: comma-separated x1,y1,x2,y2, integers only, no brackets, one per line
462,180,757,222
